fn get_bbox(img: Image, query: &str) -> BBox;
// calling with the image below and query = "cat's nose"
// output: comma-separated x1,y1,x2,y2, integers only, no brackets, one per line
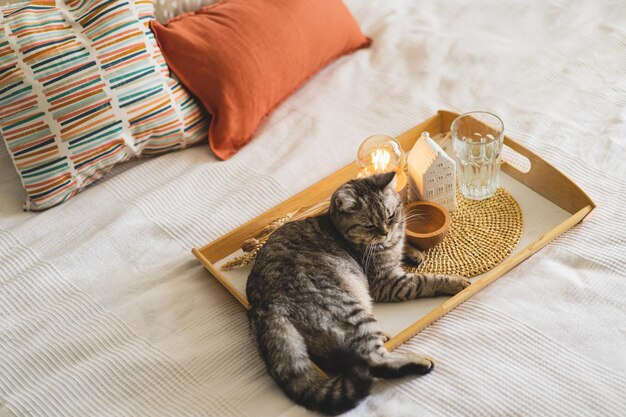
379,226,389,236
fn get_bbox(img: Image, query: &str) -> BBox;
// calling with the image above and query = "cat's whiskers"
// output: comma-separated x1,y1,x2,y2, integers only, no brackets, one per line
361,244,368,270
404,212,426,219
403,213,426,223
364,243,375,274
363,244,371,273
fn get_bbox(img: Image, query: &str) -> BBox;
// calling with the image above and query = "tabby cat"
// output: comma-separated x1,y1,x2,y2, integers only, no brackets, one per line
246,172,470,415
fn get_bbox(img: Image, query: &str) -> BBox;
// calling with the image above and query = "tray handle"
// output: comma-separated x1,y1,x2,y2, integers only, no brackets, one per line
500,135,593,214
501,144,531,174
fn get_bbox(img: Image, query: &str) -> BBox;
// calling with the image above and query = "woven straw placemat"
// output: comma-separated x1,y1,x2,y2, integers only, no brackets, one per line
410,188,523,278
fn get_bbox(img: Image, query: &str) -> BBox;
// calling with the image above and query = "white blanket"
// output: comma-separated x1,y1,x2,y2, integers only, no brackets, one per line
1,1,625,416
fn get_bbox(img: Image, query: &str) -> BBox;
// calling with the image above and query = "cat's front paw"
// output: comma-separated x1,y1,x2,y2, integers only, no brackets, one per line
437,275,471,295
404,245,425,266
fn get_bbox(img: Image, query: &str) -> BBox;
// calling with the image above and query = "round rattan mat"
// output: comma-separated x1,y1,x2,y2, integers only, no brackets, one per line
409,188,523,278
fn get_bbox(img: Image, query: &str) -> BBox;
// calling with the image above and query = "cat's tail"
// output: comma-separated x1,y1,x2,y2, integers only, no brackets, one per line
249,307,372,415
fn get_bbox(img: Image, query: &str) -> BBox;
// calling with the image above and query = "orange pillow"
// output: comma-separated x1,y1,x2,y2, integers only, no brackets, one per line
150,0,371,160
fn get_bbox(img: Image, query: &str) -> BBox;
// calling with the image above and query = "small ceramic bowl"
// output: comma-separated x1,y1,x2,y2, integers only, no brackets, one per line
404,201,451,250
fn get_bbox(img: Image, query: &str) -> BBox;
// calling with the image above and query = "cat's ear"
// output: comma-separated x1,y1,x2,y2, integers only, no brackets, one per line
373,172,396,190
333,187,358,212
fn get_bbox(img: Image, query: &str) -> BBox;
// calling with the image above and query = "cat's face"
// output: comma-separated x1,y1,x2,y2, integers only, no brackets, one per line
330,172,403,246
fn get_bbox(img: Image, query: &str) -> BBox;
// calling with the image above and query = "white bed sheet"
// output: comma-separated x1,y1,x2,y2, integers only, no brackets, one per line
1,1,625,416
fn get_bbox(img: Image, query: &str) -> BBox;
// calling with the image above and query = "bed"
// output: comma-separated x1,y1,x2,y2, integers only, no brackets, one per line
1,1,625,416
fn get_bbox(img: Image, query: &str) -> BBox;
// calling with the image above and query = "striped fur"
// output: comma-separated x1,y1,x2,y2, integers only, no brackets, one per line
246,173,470,415
0,0,208,210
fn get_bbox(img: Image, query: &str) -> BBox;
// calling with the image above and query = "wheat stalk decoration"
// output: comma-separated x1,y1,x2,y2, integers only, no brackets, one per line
220,198,331,271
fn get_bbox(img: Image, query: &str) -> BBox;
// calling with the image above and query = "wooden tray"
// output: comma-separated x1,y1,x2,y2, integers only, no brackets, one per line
193,110,595,352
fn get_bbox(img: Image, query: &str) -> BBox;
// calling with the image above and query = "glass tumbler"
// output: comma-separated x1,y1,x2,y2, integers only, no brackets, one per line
451,112,504,200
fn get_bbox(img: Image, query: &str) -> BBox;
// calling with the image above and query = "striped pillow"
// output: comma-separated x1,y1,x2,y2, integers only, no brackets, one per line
0,0,209,210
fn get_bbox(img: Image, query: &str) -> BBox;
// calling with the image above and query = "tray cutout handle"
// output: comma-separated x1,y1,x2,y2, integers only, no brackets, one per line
502,144,531,174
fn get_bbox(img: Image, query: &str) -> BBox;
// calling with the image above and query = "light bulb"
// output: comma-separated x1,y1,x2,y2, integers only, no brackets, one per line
357,134,405,177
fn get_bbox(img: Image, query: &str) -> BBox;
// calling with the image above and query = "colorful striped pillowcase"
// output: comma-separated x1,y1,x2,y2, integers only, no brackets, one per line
0,0,209,210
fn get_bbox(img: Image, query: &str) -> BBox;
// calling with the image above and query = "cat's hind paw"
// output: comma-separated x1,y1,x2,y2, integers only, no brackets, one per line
370,354,435,379
398,354,435,376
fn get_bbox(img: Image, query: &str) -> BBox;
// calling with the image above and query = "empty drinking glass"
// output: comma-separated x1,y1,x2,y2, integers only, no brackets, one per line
451,112,504,200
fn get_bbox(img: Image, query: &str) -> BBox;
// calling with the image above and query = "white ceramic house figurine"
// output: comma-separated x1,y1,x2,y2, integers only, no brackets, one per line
407,132,457,211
